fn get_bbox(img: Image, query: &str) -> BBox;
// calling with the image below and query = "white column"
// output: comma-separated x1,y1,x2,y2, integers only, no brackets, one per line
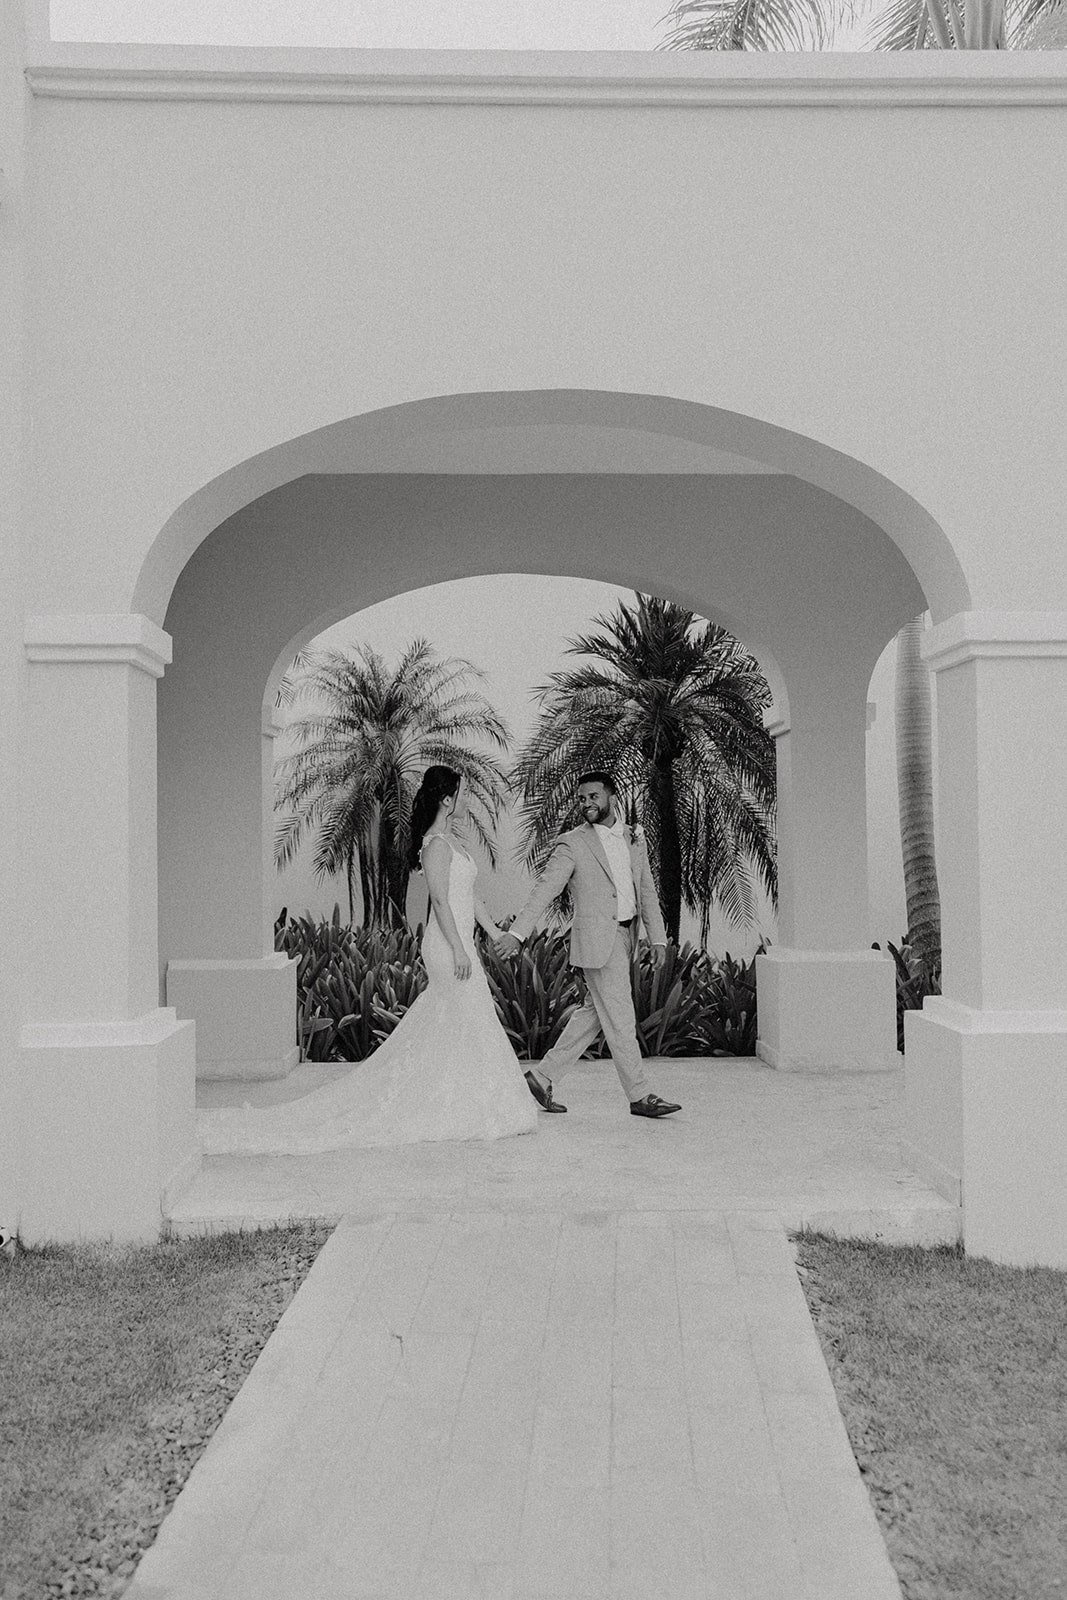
167,694,300,1081
19,616,198,1243
0,1,29,1241
905,611,1067,1266
757,692,896,1072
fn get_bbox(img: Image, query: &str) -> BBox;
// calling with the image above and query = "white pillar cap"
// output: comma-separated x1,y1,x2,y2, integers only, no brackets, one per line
923,610,1067,672
24,614,173,677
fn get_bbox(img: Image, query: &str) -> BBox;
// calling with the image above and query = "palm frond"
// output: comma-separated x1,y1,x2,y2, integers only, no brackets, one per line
514,592,775,944
866,0,936,45
658,0,847,52
274,637,511,925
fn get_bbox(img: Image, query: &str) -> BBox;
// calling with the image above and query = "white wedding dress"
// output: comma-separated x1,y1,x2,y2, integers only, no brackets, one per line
197,834,538,1154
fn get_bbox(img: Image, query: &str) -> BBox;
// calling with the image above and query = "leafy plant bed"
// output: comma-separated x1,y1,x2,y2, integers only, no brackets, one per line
872,934,942,1052
0,1222,332,1600
277,905,759,1062
793,1232,1067,1600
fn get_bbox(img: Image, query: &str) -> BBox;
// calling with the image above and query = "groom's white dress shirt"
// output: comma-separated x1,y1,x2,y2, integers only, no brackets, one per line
595,816,637,922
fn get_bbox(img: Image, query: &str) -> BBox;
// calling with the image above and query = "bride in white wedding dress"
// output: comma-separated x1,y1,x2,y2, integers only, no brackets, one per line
197,767,538,1154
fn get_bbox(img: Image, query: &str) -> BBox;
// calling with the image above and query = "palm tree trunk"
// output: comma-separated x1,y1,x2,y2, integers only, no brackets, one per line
386,849,408,928
377,815,405,928
358,848,374,928
651,758,683,943
895,616,941,979
345,849,356,927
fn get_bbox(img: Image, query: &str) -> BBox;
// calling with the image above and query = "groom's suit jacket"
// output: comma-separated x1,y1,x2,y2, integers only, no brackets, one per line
510,823,667,971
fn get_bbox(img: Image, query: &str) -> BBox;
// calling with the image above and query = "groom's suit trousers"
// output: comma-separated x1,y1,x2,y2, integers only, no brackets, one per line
539,923,651,1102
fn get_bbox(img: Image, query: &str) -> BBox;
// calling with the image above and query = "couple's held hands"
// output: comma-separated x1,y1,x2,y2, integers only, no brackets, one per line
651,942,667,965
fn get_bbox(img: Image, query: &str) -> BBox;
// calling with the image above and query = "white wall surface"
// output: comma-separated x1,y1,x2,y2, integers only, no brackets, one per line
17,49,1067,628
866,638,908,948
0,5,30,1229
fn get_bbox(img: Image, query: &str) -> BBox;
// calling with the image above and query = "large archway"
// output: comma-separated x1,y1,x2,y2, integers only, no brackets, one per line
150,393,947,1213
134,390,969,627
10,16,1067,1271
16,371,1065,1264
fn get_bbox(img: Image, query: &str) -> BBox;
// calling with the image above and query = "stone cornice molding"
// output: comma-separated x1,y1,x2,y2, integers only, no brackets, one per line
922,610,1067,673
24,614,173,678
167,954,296,971
20,1007,185,1048
24,45,1067,108
924,996,1067,1034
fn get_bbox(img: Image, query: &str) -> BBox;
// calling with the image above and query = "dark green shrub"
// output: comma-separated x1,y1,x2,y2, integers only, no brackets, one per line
476,928,581,1060
593,940,715,1058
698,951,759,1056
275,908,761,1062
276,907,426,1062
873,935,942,1052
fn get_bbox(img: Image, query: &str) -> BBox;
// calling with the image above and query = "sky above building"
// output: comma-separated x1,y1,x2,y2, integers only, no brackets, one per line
50,0,874,50
294,574,637,749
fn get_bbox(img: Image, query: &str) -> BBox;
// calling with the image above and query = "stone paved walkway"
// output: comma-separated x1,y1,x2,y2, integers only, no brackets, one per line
129,1209,904,1600
179,1058,957,1241
136,1059,957,1597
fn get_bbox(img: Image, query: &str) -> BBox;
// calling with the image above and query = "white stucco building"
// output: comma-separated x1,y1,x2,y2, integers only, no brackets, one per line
2,2,1064,1263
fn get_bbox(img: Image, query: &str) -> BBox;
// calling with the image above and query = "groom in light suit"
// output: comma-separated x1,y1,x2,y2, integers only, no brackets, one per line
496,771,682,1119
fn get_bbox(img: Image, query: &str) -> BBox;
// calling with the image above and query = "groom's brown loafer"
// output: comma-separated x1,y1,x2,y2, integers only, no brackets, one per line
630,1094,681,1118
524,1070,567,1113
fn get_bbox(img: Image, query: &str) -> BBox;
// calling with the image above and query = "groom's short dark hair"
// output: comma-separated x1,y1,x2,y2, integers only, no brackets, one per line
577,770,617,793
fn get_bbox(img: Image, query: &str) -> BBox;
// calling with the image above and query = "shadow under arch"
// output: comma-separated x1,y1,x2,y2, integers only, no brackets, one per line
134,389,971,628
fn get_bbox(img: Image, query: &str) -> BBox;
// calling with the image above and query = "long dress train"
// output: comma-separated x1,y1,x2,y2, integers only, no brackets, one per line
196,836,538,1154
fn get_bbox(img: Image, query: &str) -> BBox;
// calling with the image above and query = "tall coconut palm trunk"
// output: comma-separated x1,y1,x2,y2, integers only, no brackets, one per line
650,756,684,943
895,616,941,980
358,848,373,928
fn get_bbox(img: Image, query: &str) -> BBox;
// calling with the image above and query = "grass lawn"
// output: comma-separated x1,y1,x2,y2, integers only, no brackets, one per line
794,1232,1067,1600
0,1221,332,1600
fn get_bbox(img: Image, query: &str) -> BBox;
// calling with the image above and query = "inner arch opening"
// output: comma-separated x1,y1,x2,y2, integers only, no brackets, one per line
136,388,969,628
266,573,785,959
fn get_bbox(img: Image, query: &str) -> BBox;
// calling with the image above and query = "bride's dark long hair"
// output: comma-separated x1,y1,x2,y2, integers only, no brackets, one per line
408,765,461,870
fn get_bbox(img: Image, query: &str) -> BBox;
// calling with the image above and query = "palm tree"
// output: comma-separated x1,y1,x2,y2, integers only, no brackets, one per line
659,0,1060,52
1023,1,1067,37
275,640,510,927
895,616,941,980
513,594,777,944
273,647,314,713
